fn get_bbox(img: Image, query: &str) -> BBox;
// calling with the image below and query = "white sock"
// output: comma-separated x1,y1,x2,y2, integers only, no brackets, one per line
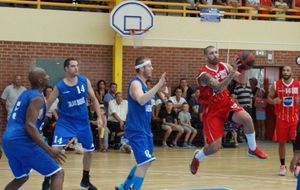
245,133,256,151
195,149,207,161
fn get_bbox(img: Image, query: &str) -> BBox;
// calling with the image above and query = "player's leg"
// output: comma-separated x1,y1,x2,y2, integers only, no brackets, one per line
116,135,155,190
50,170,64,190
278,142,287,176
190,113,228,175
4,176,29,190
77,123,97,190
231,110,267,159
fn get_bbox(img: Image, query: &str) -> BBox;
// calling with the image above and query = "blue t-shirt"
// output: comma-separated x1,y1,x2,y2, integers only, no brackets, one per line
3,89,46,143
56,75,89,122
125,77,152,138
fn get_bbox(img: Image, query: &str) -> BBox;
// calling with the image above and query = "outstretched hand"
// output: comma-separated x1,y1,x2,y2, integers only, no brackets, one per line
158,72,167,88
49,147,67,165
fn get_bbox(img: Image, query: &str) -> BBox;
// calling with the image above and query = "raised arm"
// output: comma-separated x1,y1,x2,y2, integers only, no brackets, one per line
130,72,166,106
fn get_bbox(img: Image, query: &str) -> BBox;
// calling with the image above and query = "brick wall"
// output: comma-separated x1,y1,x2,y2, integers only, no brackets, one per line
0,40,300,135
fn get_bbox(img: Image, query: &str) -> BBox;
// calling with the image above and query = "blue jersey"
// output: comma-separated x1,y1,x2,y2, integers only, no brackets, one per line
56,75,89,121
125,77,152,138
3,89,46,143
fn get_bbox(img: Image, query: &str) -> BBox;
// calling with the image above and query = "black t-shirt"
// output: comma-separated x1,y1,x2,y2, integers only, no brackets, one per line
160,110,177,123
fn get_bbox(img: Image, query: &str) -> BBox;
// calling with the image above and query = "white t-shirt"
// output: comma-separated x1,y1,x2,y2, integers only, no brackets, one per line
1,84,26,119
108,99,128,122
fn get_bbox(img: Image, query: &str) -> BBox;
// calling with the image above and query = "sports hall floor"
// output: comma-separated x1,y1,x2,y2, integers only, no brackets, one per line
0,141,297,190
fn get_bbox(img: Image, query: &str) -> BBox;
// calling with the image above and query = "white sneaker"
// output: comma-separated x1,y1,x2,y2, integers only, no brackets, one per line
279,165,287,176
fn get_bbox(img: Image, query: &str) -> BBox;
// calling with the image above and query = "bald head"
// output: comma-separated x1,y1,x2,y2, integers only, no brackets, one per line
282,66,293,81
28,67,48,89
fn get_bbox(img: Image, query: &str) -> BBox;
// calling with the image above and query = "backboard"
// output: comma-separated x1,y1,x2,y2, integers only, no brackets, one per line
110,0,154,37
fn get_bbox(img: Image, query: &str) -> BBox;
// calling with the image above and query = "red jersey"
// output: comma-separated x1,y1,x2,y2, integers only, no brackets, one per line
274,79,300,122
196,62,231,106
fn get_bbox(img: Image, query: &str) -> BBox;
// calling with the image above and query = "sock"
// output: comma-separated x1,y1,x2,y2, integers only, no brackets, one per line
123,166,137,189
245,133,256,151
132,176,144,190
82,170,90,182
280,159,285,166
195,148,207,161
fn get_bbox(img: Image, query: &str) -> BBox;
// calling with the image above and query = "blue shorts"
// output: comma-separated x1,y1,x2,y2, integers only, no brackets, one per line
256,111,266,121
52,118,94,151
2,141,61,179
128,134,156,166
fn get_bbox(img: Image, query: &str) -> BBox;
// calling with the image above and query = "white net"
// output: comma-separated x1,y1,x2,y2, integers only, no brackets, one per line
129,29,147,48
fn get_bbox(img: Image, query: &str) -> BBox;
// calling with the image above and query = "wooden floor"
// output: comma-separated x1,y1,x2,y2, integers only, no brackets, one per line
0,141,298,190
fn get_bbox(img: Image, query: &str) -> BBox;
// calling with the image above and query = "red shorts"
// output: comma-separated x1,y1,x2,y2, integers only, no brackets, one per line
273,118,298,143
203,98,243,144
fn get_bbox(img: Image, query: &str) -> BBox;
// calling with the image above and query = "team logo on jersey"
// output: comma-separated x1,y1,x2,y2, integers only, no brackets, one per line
292,87,298,94
283,96,293,107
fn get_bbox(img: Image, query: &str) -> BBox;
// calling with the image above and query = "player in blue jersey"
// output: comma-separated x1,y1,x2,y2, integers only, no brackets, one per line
2,67,65,190
46,58,103,190
115,57,166,190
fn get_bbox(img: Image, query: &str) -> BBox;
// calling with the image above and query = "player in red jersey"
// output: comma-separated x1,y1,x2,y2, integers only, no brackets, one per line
268,65,300,176
190,46,268,175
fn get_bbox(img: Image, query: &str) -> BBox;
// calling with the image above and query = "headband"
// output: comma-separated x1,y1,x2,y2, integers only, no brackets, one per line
135,60,151,69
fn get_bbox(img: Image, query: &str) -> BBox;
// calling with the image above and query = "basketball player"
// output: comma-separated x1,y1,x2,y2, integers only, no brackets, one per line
46,58,103,190
115,57,166,190
190,46,268,175
290,125,300,189
2,68,65,190
267,66,300,176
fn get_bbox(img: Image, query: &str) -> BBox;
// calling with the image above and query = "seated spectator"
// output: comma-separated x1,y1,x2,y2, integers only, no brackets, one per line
42,86,58,146
159,101,184,147
292,0,300,17
175,78,194,102
274,0,289,21
259,0,273,20
178,103,198,148
186,0,200,17
227,0,242,19
103,82,117,110
245,0,260,19
188,88,206,146
107,92,130,152
223,122,239,147
254,88,267,140
169,87,187,113
95,80,107,105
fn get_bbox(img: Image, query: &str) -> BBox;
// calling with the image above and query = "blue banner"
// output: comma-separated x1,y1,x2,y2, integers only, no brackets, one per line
200,8,221,22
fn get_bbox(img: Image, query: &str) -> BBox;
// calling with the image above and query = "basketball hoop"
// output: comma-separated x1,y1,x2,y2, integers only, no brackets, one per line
129,29,148,48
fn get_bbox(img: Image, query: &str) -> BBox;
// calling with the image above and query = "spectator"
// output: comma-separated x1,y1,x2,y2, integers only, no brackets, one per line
169,87,187,113
227,0,242,19
176,78,194,102
223,122,239,147
95,80,107,105
274,0,289,21
103,82,117,110
1,75,26,119
259,0,273,20
245,0,260,19
292,0,300,17
188,88,206,146
254,88,267,140
41,85,59,190
186,0,200,17
107,92,131,153
159,100,184,147
178,103,198,148
98,106,109,152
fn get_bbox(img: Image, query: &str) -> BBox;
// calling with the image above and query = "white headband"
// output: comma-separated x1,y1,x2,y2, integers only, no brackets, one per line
135,60,151,69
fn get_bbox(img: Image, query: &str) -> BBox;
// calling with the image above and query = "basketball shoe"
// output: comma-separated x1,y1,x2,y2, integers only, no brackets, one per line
190,150,200,175
279,165,287,176
248,147,268,159
115,184,132,190
80,179,97,190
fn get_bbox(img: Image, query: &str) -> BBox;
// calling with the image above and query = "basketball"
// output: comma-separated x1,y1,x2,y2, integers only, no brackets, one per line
237,51,255,70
